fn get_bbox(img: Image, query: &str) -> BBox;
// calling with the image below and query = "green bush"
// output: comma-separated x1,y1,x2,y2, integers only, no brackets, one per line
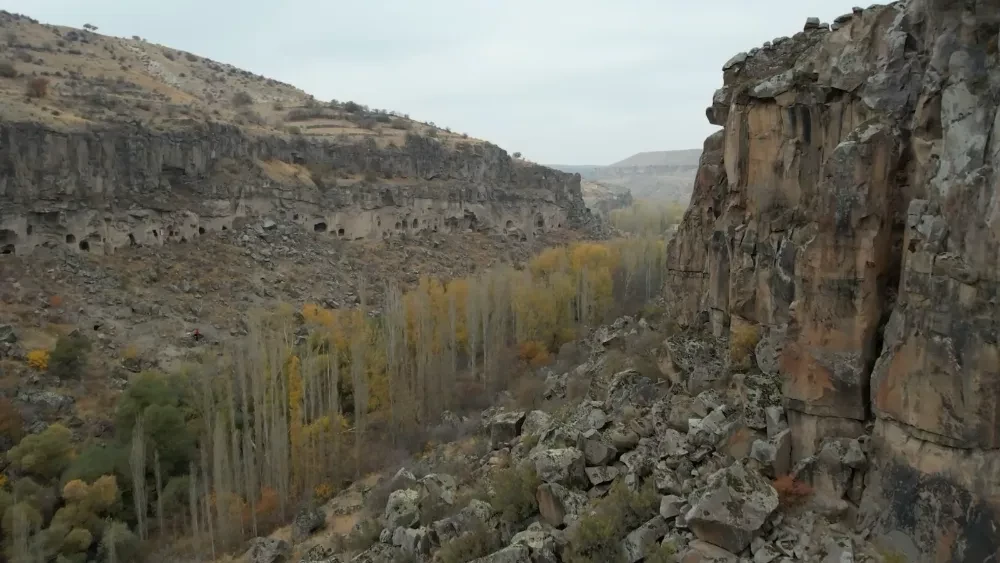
99,520,139,562
62,443,128,486
436,522,500,563
489,464,540,523
115,372,196,474
0,61,16,78
565,481,660,563
231,91,253,106
48,334,90,379
1,501,43,536
7,424,74,480
646,541,677,563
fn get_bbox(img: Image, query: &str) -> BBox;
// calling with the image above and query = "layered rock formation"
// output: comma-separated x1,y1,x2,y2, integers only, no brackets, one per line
666,1,1000,559
0,122,589,256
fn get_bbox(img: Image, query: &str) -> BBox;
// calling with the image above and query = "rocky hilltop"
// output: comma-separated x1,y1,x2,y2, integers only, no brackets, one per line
0,12,592,257
667,0,999,560
552,149,700,204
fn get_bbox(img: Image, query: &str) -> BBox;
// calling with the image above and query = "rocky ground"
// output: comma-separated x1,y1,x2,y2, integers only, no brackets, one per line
242,315,889,563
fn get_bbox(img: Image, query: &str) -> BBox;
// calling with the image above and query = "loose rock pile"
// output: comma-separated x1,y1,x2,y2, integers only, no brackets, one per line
244,316,879,563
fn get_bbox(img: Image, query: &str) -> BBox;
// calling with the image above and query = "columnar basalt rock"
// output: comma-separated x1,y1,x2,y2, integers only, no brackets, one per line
665,1,1000,559
0,122,591,256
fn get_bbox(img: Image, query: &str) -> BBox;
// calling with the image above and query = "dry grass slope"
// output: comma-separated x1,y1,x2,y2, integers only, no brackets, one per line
0,11,480,149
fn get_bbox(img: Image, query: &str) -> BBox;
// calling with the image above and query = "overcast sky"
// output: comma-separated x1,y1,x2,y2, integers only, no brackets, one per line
11,0,861,164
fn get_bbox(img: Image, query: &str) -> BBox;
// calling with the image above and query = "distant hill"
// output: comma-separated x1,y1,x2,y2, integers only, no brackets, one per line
549,148,701,203
609,149,702,168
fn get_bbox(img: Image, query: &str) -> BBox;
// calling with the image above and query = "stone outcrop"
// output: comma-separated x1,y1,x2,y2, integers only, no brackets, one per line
0,122,592,256
665,1,1000,559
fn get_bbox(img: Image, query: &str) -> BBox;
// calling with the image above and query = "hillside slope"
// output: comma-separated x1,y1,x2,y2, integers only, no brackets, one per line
550,148,701,203
0,10,596,259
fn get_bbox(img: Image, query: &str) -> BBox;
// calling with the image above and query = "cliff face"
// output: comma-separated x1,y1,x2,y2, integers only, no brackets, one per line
666,1,1000,559
0,122,590,255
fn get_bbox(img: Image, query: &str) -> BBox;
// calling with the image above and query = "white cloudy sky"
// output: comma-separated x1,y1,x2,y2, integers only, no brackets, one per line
10,0,861,164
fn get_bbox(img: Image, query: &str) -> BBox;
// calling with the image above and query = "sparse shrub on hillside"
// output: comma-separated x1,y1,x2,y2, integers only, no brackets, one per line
646,541,677,563
729,321,761,368
343,100,362,114
437,522,500,563
363,169,378,183
163,50,176,61
0,61,16,78
489,465,540,523
237,108,265,125
0,397,24,444
375,113,391,123
184,52,198,62
512,152,522,159
231,91,253,107
425,128,438,138
26,77,50,98
27,349,50,371
565,481,660,563
48,333,90,379
4,31,16,46
285,125,301,135
390,118,410,130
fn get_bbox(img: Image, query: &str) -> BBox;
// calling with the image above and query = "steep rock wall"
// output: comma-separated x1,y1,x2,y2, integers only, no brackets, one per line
665,1,1000,559
0,122,590,255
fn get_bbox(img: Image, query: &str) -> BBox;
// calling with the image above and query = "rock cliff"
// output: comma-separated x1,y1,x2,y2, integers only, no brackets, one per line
0,121,589,256
666,1,1000,559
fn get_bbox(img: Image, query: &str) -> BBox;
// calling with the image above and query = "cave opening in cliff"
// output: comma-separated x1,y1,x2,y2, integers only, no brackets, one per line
78,240,89,251
314,222,327,233
128,234,136,246
0,245,13,255
412,218,419,228
338,228,345,236
26,226,32,235
152,230,159,238
505,220,514,230
293,214,300,221
198,227,206,235
536,215,544,228
65,234,76,244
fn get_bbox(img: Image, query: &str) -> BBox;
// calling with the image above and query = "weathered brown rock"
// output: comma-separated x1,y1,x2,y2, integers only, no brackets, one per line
665,1,1000,559
0,122,591,256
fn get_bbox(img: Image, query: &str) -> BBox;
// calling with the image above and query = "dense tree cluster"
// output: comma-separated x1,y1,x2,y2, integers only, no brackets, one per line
0,237,666,559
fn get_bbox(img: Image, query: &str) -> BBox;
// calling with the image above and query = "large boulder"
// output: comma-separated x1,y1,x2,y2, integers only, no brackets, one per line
583,439,617,466
470,544,533,563
620,516,669,563
384,489,420,529
246,537,290,563
490,411,526,450
391,526,437,556
522,410,553,437
679,540,738,563
292,504,326,541
685,462,779,553
536,483,587,527
529,448,588,489
419,473,458,506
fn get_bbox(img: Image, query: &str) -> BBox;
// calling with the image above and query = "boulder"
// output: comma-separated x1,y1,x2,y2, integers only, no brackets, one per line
620,516,669,563
750,429,791,478
536,482,587,527
299,544,341,562
585,466,619,487
607,427,641,451
522,410,553,437
0,324,16,344
391,526,436,556
583,439,617,466
384,489,420,529
388,468,417,491
687,408,729,448
679,540,738,563
431,499,495,543
619,438,657,478
292,504,326,541
490,411,526,450
529,448,588,489
470,545,533,563
660,495,685,519
764,406,787,439
246,537,291,563
685,462,779,553
419,473,457,506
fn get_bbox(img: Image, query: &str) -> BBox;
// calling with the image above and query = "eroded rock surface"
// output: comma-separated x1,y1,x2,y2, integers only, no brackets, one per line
665,0,1000,559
